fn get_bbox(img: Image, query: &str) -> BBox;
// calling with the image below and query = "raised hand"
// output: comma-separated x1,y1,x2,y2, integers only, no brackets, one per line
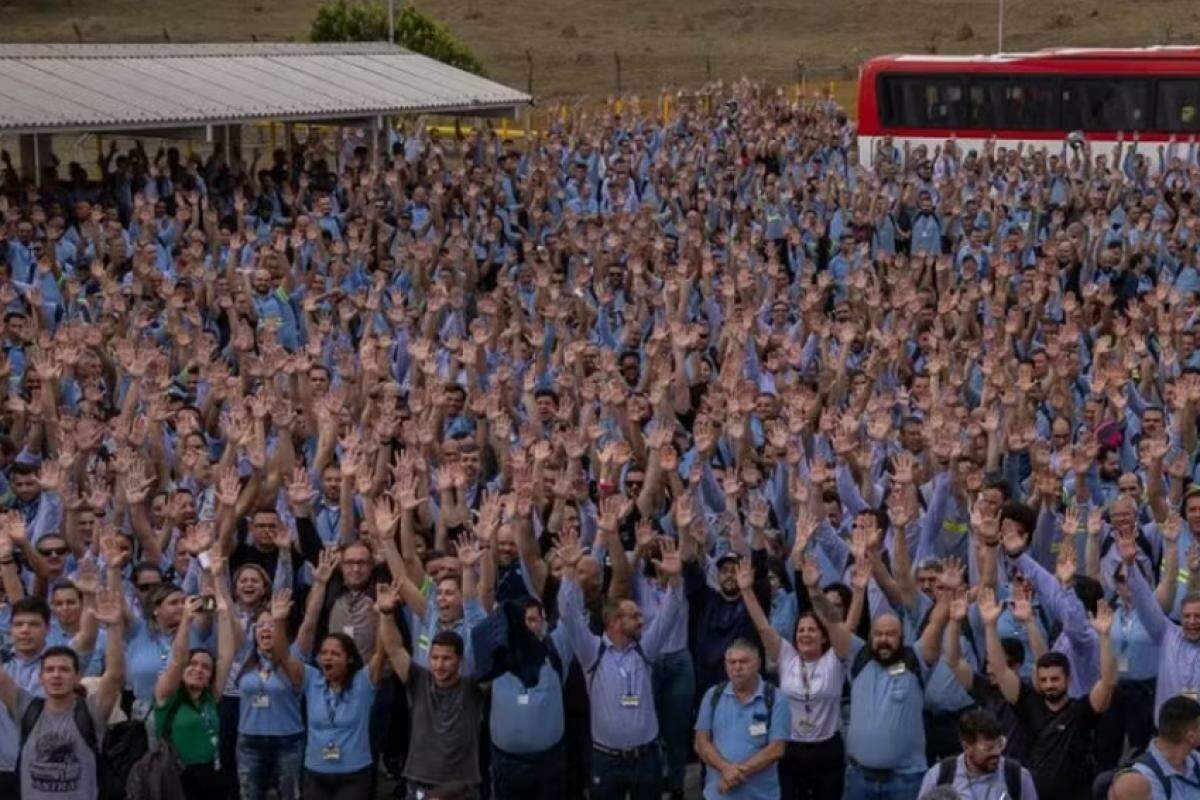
374,580,402,614
977,587,1002,625
1090,598,1114,637
92,587,124,627
313,548,341,585
652,536,682,578
270,589,293,622
734,559,754,593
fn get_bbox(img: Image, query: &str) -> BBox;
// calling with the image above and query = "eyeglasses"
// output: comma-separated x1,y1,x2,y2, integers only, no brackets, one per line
38,546,69,557
136,582,161,592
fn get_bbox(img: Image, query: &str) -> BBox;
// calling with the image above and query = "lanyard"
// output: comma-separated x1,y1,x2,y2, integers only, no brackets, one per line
797,657,814,719
323,686,343,727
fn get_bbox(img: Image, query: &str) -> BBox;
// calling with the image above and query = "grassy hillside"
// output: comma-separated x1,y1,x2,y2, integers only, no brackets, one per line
1,0,1198,97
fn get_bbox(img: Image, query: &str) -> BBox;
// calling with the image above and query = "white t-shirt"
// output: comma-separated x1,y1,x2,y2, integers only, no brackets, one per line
778,640,843,742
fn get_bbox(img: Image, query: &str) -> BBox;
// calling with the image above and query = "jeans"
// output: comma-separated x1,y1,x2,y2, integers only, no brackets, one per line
590,748,661,800
491,741,565,800
236,732,304,800
652,649,695,795
843,763,924,800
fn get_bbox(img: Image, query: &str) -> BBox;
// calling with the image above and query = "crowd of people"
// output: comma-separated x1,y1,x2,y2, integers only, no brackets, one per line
4,79,1200,800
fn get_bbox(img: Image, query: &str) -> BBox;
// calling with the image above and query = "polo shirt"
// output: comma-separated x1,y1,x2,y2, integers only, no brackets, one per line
844,638,928,774
1013,681,1099,798
695,677,790,800
1132,741,1200,800
154,690,219,766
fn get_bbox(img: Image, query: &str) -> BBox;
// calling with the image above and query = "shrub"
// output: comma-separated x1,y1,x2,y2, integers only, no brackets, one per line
310,1,485,75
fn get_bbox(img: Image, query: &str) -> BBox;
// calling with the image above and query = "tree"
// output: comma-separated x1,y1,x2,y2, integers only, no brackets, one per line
310,1,485,76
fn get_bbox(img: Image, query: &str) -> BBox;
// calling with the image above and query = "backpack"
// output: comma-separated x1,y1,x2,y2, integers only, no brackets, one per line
1092,749,1180,800
100,719,150,800
125,701,187,800
586,639,651,678
19,694,100,758
709,679,777,717
936,755,1022,800
849,646,926,691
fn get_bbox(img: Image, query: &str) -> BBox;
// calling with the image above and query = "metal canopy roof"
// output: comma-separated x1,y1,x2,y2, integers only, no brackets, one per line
0,43,531,134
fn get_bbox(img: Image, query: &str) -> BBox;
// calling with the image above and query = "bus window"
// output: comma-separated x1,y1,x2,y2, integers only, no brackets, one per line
880,76,966,128
968,77,1059,130
1061,79,1150,131
1156,80,1200,132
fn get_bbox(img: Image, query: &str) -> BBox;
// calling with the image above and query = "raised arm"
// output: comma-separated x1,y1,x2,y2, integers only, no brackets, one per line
295,549,339,657
1120,529,1170,645
155,595,203,704
943,590,975,691
978,587,1020,704
803,554,853,659
373,579,412,682
737,560,782,661
553,531,601,669
267,589,306,690
1088,599,1118,714
92,587,126,721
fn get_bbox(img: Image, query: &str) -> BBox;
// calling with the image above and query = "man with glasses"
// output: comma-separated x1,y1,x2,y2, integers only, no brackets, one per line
917,709,1037,799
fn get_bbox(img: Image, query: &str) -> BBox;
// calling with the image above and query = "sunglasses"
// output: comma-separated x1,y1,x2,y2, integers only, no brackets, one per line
38,546,69,557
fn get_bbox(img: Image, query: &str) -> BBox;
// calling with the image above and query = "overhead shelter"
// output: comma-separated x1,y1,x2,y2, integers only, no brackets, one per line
0,41,532,178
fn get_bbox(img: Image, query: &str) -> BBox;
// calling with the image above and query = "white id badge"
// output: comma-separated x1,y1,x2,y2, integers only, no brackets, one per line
252,694,270,709
322,742,341,762
341,625,355,638
620,694,640,708
748,722,767,736
887,662,907,677
517,693,530,706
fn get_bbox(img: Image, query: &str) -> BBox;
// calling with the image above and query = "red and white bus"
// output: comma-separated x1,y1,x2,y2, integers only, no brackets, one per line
857,46,1200,168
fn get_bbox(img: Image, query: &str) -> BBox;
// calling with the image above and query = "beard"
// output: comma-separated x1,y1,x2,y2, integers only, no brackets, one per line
1042,688,1067,704
873,645,900,665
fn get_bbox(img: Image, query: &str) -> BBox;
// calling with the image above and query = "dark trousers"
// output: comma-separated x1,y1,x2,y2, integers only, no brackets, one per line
652,649,695,795
590,747,661,800
924,708,968,764
0,770,17,800
181,762,224,800
779,734,845,800
303,767,374,800
1095,677,1157,770
491,741,565,800
218,695,240,796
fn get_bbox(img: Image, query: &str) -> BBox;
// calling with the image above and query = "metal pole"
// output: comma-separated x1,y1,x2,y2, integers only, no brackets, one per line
388,0,395,44
997,0,1004,53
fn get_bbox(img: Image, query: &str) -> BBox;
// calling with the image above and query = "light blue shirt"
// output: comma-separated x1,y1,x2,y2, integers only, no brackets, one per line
917,754,1039,800
695,677,790,800
236,653,304,736
845,637,927,774
0,648,45,771
557,576,683,749
1132,741,1200,800
301,664,376,773
489,627,572,754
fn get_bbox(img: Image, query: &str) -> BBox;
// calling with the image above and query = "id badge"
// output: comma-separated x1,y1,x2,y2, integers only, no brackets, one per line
1117,655,1130,673
322,742,341,762
620,694,640,708
887,662,907,677
517,693,530,706
252,694,270,709
748,722,767,737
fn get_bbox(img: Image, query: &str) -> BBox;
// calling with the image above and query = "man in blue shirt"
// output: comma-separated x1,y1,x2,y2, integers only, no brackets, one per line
1110,695,1200,799
556,535,684,800
842,611,929,800
917,709,1038,799
694,639,788,800
480,597,572,800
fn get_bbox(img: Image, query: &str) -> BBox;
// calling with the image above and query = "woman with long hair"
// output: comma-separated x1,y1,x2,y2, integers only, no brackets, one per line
152,552,235,800
738,553,858,800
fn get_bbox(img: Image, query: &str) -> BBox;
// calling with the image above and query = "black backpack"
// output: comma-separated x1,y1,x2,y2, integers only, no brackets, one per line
936,755,1022,800
19,694,99,757
849,646,926,691
709,679,777,716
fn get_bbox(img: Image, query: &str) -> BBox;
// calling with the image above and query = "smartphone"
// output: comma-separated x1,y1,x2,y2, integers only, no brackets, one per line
199,595,216,613
197,551,212,570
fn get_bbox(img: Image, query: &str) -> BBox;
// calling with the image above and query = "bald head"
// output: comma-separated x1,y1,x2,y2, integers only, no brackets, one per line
870,613,903,663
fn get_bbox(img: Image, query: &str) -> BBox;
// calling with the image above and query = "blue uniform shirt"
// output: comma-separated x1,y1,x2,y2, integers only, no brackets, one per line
695,677,790,800
301,664,376,773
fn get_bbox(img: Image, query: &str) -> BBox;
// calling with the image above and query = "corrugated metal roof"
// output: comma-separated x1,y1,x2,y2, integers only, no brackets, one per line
0,43,531,134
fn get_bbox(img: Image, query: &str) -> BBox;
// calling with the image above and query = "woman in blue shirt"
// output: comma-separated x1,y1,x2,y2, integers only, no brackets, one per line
125,583,193,711
233,595,307,800
267,586,386,800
